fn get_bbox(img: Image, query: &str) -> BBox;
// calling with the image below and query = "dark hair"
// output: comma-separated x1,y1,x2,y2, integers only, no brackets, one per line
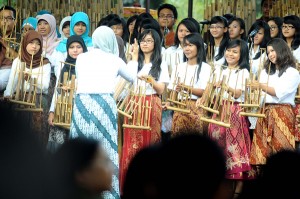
130,12,153,44
62,21,70,29
267,16,283,39
97,13,119,27
283,15,300,50
138,29,162,81
0,5,16,18
228,17,247,41
127,15,138,28
107,16,129,42
224,39,250,72
264,38,296,76
209,16,229,61
139,18,163,45
185,17,200,33
53,137,101,198
160,133,226,198
157,3,178,19
183,33,206,81
223,13,235,22
174,18,198,48
248,20,271,60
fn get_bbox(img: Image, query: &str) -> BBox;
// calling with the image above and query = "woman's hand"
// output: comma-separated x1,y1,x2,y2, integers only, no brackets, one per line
162,102,170,110
130,38,139,61
48,112,55,126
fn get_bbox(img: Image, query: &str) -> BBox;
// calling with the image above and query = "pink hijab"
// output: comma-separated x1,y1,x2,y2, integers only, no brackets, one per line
36,14,59,55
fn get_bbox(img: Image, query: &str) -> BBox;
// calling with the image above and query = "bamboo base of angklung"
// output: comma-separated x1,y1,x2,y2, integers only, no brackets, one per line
199,105,219,115
53,122,70,130
167,98,187,107
14,107,43,112
9,99,35,107
239,104,260,108
118,109,133,119
200,116,231,128
239,112,266,118
166,105,190,113
122,124,151,130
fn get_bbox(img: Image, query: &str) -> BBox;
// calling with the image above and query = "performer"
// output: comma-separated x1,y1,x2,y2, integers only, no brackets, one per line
167,33,210,135
119,29,169,194
47,35,88,152
208,39,252,198
250,38,300,169
4,30,51,145
70,26,138,199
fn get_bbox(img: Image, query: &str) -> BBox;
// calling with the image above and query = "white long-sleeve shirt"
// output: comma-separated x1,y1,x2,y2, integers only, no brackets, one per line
4,58,51,97
168,62,212,100
75,48,137,94
259,67,300,106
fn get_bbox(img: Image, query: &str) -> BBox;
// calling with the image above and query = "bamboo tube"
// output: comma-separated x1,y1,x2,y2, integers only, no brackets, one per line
15,62,25,100
26,77,34,103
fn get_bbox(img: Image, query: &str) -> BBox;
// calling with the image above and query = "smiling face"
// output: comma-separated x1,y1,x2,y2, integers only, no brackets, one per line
282,23,296,39
140,34,155,54
0,9,15,35
209,22,227,39
73,22,87,36
183,40,197,60
267,45,277,65
26,39,41,55
225,45,241,67
37,20,51,36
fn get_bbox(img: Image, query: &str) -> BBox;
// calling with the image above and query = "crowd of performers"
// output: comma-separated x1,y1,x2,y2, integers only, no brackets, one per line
0,2,299,199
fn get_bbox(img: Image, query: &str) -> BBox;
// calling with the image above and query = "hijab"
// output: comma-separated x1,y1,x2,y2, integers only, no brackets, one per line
20,30,50,68
36,14,59,55
92,26,119,56
70,12,93,47
22,17,38,30
59,35,87,83
59,16,71,40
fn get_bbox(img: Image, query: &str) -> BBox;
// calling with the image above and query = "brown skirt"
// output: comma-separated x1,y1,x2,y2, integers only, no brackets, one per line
250,104,295,165
171,100,209,136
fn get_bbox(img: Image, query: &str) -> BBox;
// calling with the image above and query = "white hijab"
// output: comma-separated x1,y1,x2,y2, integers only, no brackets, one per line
59,16,71,40
92,26,119,56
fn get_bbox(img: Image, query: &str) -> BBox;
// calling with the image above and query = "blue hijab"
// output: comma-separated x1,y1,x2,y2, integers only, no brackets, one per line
56,12,93,53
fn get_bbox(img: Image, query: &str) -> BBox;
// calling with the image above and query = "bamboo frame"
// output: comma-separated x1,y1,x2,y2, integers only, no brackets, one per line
53,61,76,130
119,76,154,130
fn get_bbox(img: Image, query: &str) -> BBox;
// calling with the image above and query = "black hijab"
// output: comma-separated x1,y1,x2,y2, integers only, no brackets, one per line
59,35,88,83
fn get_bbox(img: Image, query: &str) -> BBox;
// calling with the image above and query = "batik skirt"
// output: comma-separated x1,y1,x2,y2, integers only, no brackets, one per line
208,102,254,180
119,95,162,194
250,104,295,165
70,93,120,199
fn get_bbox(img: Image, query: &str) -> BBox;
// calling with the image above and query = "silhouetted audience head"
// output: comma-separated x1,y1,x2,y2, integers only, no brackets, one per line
53,137,114,199
0,103,54,199
122,132,226,199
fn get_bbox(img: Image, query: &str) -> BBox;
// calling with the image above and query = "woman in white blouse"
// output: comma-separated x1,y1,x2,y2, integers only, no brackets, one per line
119,29,169,194
250,38,300,168
70,26,138,199
167,33,211,135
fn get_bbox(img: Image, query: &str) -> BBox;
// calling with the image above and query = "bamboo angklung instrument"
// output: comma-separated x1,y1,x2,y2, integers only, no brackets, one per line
166,63,196,113
239,53,269,118
53,61,76,130
200,66,236,128
121,76,153,130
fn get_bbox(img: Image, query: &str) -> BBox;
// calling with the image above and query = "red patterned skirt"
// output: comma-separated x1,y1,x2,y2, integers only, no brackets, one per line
119,95,162,194
250,104,295,165
208,102,254,179
294,104,300,142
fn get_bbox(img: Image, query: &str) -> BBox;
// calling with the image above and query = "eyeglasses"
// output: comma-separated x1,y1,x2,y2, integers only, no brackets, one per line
158,14,174,19
209,25,224,30
140,39,154,44
282,25,295,30
0,16,14,22
269,26,278,31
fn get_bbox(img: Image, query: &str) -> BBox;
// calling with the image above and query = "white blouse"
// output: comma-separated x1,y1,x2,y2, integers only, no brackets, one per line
292,47,300,63
75,48,137,94
250,46,267,77
259,67,300,106
168,62,212,100
134,60,170,95
4,58,51,97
